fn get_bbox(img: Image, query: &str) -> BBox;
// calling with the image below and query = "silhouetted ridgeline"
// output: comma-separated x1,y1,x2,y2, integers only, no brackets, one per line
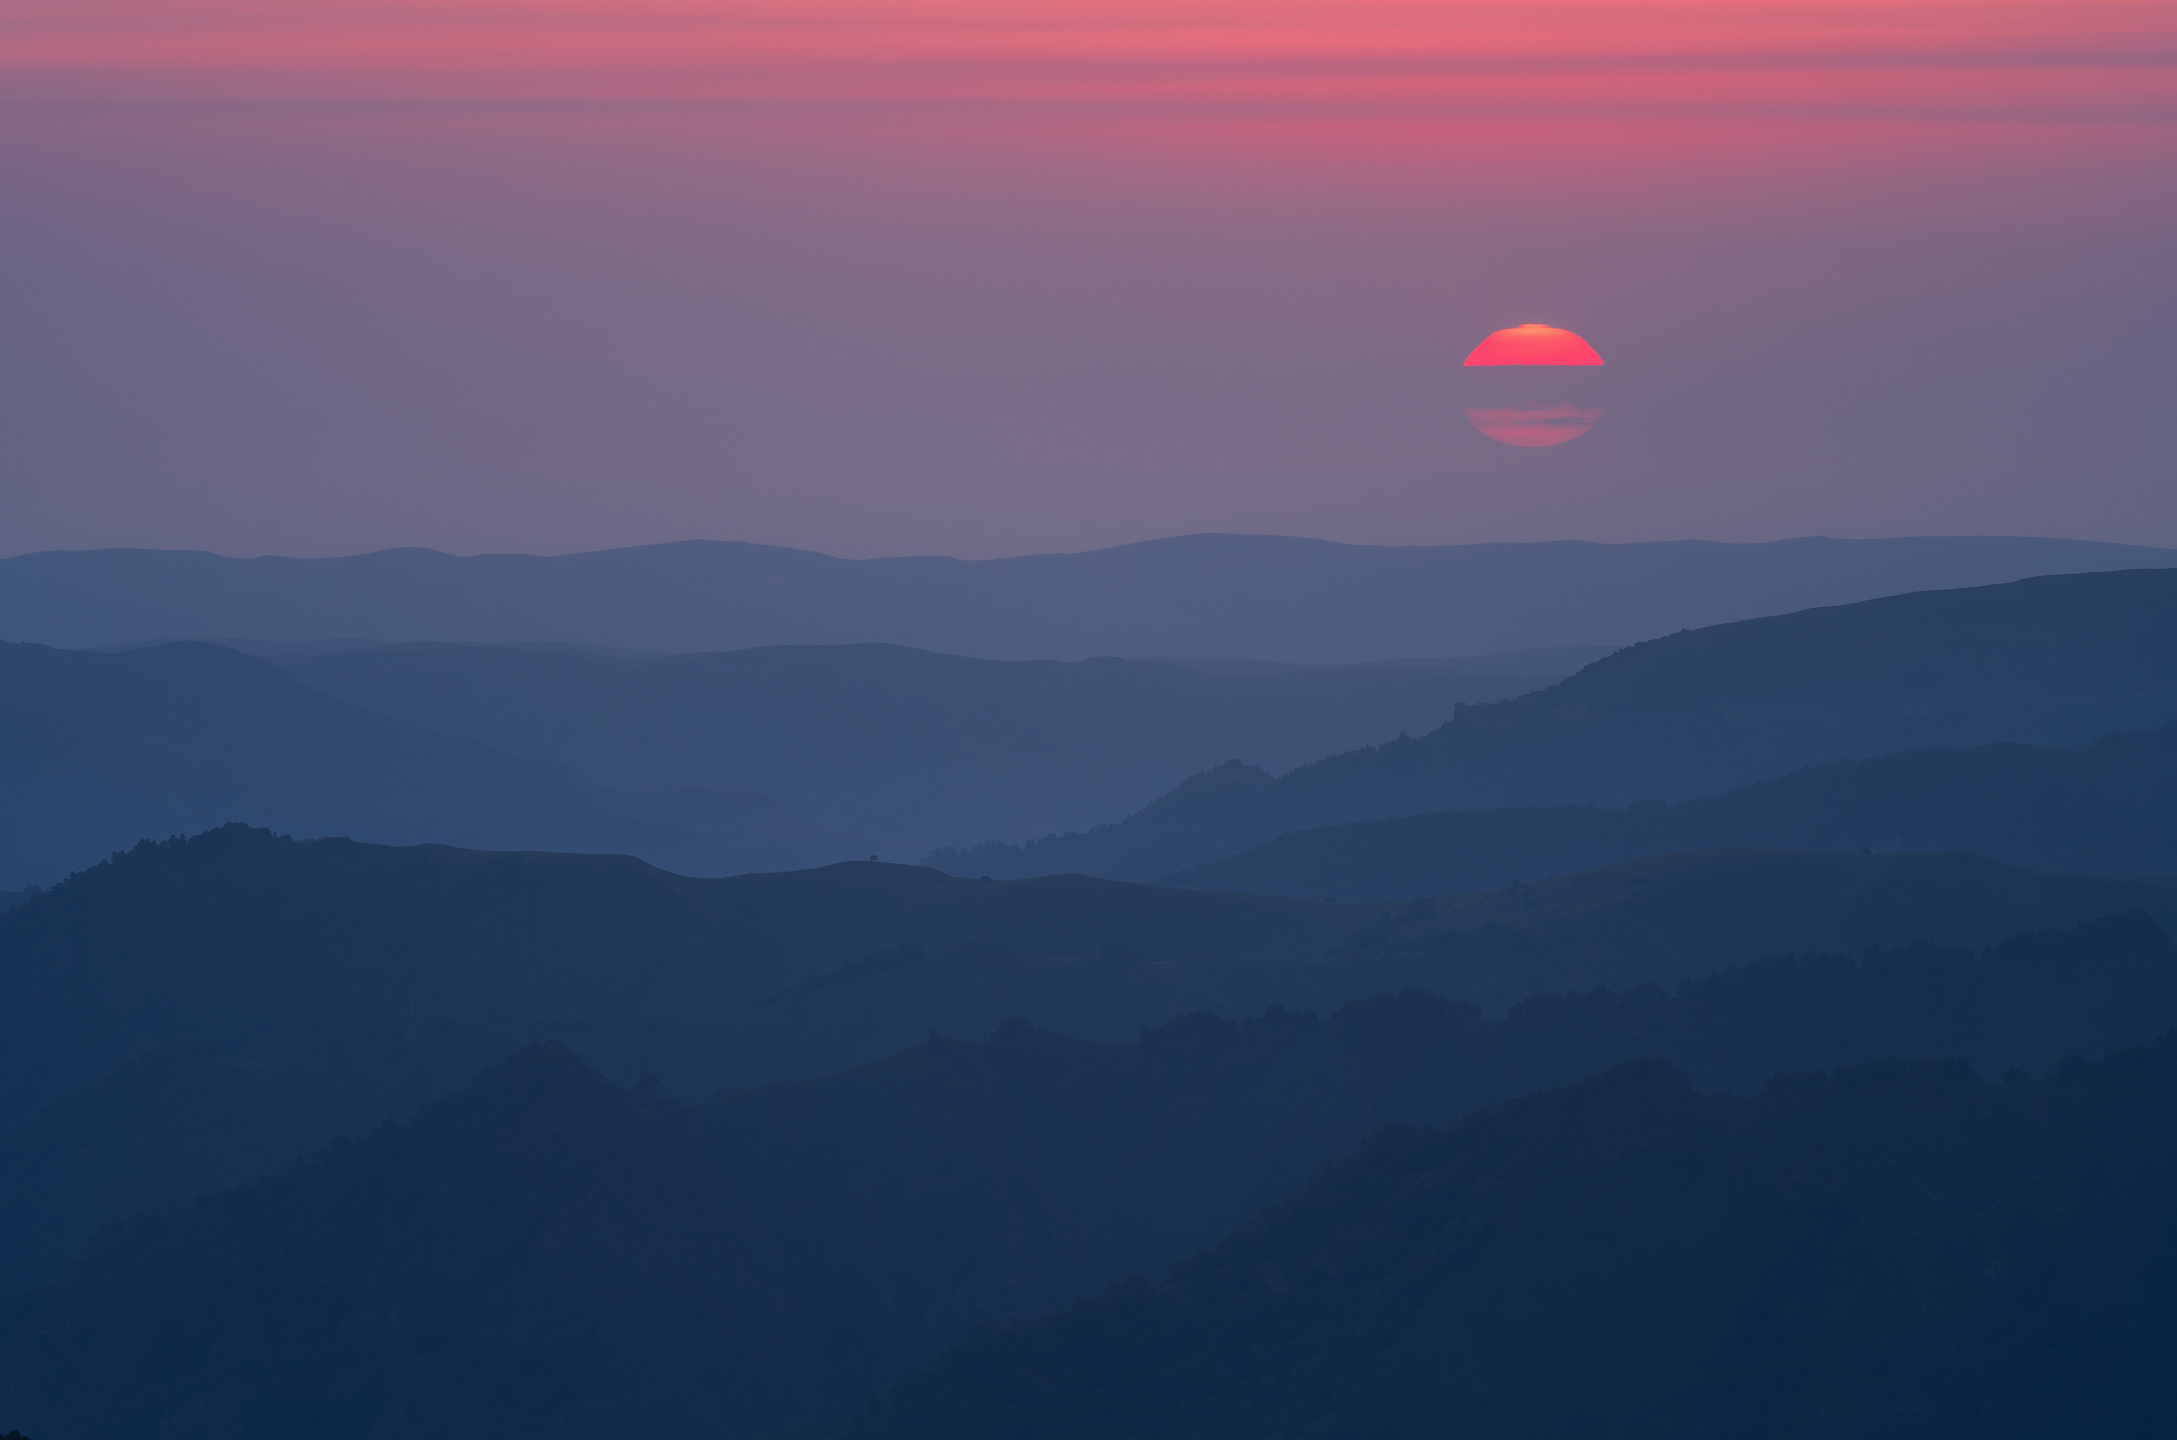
837,1033,2177,1440
3,913,2173,1439
8,827,2177,1305
6,533,2170,657
0,824,1371,1131
8,823,2168,1298
10,827,2176,1127
269,641,1549,851
936,568,2177,879
1168,720,2177,901
0,638,859,889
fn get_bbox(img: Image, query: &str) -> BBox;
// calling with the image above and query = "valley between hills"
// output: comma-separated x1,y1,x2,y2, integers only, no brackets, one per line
4,541,2177,1438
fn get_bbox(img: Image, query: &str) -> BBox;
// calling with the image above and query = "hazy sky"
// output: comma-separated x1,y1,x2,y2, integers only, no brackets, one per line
2,1,2172,559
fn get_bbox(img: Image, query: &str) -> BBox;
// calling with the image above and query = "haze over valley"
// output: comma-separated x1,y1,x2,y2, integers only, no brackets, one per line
4,0,2173,1429
6,529,2177,1438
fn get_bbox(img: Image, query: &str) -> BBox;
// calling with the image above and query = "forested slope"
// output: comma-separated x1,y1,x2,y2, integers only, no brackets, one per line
9,825,2174,1301
6,913,2174,1439
839,1033,2177,1440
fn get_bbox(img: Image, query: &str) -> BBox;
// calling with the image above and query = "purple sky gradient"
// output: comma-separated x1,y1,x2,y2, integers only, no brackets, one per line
2,19,2171,561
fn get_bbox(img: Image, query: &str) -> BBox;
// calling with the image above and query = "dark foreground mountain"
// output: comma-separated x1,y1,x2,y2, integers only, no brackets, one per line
271,641,1548,850
0,824,1367,1129
12,826,2175,1128
1171,719,2177,901
632,848,2177,1092
6,533,2170,659
942,568,2177,879
0,639,856,889
4,913,2173,1440
0,1028,557,1301
9,825,2173,1299
840,1033,2177,1440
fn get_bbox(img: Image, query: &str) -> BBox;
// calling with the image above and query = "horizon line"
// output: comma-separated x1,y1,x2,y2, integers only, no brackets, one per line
6,531,2177,567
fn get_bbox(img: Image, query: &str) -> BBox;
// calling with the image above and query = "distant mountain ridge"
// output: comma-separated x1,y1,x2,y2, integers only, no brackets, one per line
0,639,859,889
4,533,2170,660
271,642,1549,850
1167,720,2177,901
2,630,1555,876
941,568,2177,880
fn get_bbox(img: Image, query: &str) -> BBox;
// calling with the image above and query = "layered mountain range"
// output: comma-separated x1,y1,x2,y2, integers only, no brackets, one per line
267,641,1547,849
942,568,2177,879
0,641,1552,887
0,640,851,890
1169,719,2177,900
836,1028,2177,1440
6,910,2173,1439
4,822,2173,1304
7,545,2177,1438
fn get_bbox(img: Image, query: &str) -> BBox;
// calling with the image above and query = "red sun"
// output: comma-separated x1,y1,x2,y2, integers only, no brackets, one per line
1461,323,1605,447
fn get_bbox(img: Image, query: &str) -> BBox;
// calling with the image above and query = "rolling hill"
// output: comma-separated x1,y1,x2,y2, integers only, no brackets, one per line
0,824,1370,1130
1167,720,2177,901
11,825,2176,1130
941,568,2177,879
610,849,2177,1096
0,639,858,889
6,912,2174,1440
834,1034,2177,1440
5,532,2169,660
6,826,2177,1303
269,641,1551,851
